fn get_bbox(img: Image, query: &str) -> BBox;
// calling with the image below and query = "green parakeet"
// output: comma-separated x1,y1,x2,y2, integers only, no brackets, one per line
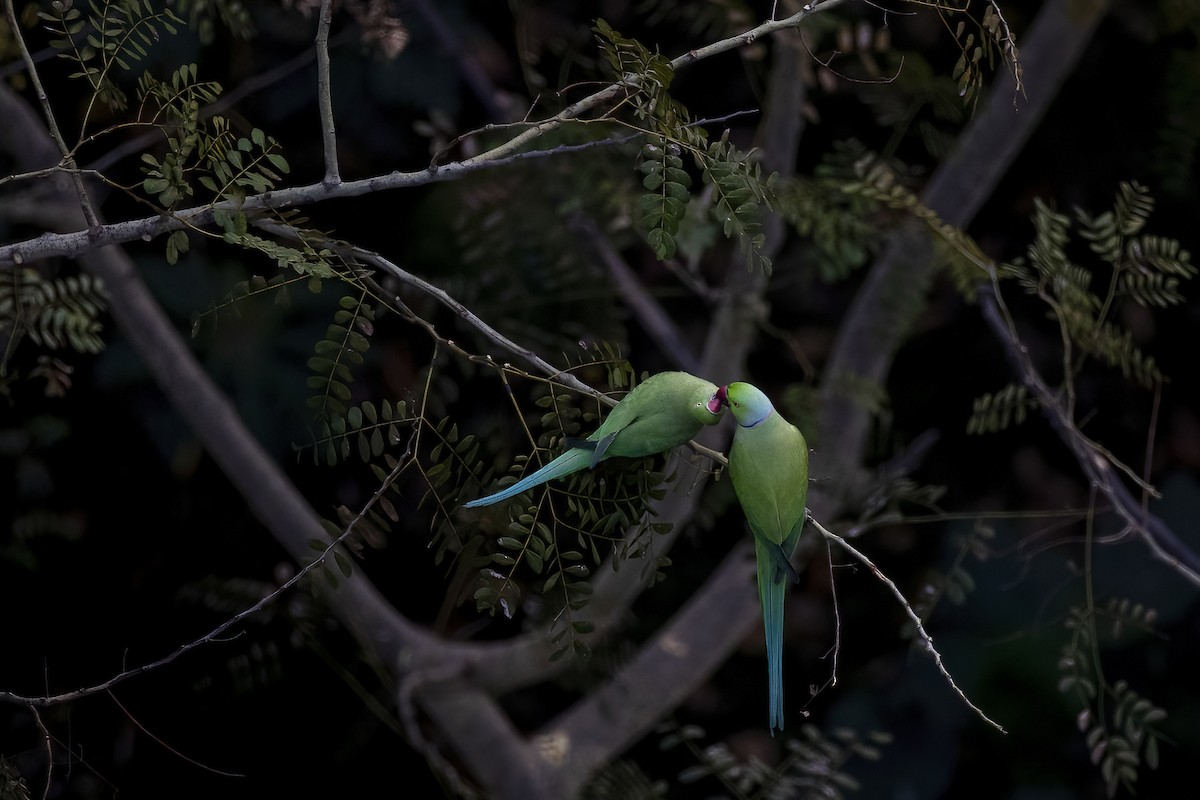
465,371,724,508
718,381,809,734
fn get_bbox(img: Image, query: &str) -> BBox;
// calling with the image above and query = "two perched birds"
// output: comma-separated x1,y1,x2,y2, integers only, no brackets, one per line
464,371,809,734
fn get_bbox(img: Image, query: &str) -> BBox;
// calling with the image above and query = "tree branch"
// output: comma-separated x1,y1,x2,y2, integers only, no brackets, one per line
528,1,1113,788
978,285,1200,586
316,0,340,184
3,0,98,231
816,0,1110,496
567,212,701,373
523,20,817,793
0,2,851,272
812,517,1006,732
0,79,469,702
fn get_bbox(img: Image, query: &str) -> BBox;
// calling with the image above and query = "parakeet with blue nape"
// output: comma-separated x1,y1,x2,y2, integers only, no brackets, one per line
717,381,809,734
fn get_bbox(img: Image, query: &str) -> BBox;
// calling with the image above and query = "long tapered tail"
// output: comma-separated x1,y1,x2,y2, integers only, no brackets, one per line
463,447,592,508
755,537,787,734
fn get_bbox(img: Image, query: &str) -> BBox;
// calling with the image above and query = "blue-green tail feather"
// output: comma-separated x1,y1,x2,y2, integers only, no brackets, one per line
464,448,592,508
755,538,787,734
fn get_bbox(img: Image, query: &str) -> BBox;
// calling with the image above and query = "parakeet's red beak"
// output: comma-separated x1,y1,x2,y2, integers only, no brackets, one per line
711,385,729,413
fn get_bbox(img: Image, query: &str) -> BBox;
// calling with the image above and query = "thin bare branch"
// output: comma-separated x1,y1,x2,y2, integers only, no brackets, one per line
3,0,99,231
979,283,1200,587
0,0,850,273
316,0,340,183
811,516,1008,733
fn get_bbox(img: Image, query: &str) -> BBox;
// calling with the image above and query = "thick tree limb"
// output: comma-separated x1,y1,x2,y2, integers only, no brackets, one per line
817,0,1111,495
568,213,701,374
518,20,815,795
528,1,1113,791
0,80,466,701
0,1,1109,797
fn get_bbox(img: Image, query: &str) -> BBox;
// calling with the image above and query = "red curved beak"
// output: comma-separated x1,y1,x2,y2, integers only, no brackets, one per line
709,385,729,414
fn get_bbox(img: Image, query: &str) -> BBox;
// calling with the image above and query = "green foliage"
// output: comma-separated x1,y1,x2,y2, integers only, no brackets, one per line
4,508,86,570
213,210,337,283
304,397,411,467
841,153,990,295
179,575,290,689
466,387,670,654
1077,183,1194,307
36,1,291,267
593,18,680,135
0,269,108,377
942,1,1022,111
775,143,883,281
301,391,487,592
700,130,776,272
966,382,1034,435
136,62,222,128
637,137,692,260
306,294,376,420
144,121,289,211
593,20,777,271
37,6,287,213
196,125,291,203
305,427,419,588
905,517,993,639
192,272,313,336
659,722,890,798
447,364,694,658
1058,600,1168,798
171,0,254,44
1011,183,1195,388
424,147,636,354
39,0,184,113
846,164,1193,391
424,415,484,513
0,756,31,800
135,64,222,210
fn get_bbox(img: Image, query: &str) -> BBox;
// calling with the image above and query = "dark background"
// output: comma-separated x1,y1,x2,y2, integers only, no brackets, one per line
2,1,1199,798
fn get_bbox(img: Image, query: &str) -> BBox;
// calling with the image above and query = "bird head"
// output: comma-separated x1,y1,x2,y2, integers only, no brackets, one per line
693,384,725,425
721,382,774,427
707,387,725,416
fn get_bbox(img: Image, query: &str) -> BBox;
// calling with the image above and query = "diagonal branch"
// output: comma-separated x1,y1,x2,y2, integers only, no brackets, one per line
525,19,816,794
533,0,1112,791
813,517,1006,732
979,285,1200,586
816,0,1111,494
567,212,701,373
0,0,850,272
0,79,455,699
3,0,98,231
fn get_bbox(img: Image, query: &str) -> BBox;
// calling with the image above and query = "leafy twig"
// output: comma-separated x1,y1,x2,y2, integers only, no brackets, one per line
4,0,98,231
978,281,1200,586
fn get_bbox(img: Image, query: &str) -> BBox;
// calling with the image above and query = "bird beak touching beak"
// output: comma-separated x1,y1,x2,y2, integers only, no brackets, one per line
710,385,729,414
